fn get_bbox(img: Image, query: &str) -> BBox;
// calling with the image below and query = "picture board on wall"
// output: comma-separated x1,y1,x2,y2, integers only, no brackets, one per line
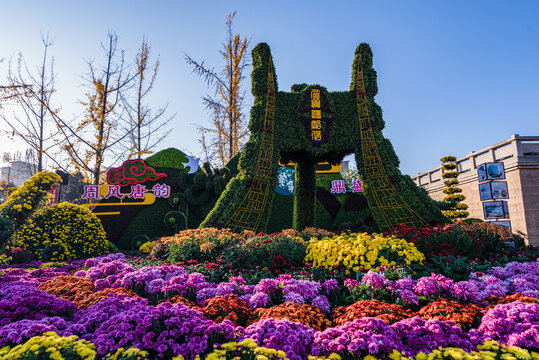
477,162,506,182
483,200,509,220
486,162,506,180
479,181,509,200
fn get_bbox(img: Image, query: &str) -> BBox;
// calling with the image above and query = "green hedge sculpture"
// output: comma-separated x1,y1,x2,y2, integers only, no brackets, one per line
200,43,448,232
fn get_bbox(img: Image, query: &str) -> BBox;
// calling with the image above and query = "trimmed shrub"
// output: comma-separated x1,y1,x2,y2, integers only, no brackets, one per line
13,202,108,261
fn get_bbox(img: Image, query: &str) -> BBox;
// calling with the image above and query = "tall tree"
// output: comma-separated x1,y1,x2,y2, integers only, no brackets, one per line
120,39,173,159
185,11,250,167
0,35,57,173
54,32,135,184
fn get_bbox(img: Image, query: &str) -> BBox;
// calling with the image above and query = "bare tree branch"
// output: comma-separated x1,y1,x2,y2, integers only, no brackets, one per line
0,33,58,173
117,38,174,159
185,11,251,168
52,32,137,184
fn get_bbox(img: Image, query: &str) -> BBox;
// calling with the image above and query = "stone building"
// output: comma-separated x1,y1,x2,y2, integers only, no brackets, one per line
0,160,35,187
412,135,539,246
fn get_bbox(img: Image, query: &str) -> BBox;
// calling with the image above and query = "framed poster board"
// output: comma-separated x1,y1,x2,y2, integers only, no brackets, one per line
490,220,511,230
479,182,493,201
491,181,509,199
483,201,508,219
477,163,487,182
486,162,506,180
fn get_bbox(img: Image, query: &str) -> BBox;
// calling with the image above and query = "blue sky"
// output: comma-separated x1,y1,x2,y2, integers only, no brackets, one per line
0,1,538,176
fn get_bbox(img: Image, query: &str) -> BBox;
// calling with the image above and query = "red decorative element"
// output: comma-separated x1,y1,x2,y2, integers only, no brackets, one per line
350,179,363,193
330,180,346,194
107,159,167,187
46,184,61,206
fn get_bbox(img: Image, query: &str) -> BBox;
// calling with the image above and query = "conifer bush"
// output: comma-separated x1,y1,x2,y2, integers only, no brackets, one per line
440,156,469,220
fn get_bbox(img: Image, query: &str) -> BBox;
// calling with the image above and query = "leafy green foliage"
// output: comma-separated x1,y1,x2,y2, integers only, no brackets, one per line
202,42,447,233
218,234,307,272
165,228,240,263
293,161,317,230
387,223,528,261
0,215,15,248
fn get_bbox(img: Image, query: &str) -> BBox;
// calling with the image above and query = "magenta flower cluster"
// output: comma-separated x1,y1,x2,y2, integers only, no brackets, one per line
2,255,539,358
243,318,315,360
76,256,336,312
0,281,76,326
349,259,539,304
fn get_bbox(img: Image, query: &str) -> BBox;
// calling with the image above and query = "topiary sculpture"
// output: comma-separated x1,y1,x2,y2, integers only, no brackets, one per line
440,156,469,220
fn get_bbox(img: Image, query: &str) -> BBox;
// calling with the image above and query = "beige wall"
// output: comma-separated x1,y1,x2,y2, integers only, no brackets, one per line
413,135,539,246
520,166,539,244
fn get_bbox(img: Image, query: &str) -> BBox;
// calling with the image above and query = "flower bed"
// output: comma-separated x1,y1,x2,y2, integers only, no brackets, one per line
1,226,539,359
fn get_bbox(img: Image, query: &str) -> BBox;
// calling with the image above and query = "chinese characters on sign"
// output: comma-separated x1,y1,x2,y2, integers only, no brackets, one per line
82,183,171,200
330,179,363,194
311,89,322,141
81,185,100,200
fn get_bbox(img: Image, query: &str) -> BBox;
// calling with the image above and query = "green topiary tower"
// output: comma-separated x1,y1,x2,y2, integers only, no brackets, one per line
440,155,469,220
200,43,448,233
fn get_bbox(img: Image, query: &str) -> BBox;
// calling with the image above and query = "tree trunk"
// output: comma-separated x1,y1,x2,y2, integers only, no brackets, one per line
293,160,317,230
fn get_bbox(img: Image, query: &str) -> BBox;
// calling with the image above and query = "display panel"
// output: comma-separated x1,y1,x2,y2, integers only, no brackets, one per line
483,201,507,219
479,182,493,201
491,181,509,199
490,220,511,230
486,162,506,180
477,163,487,182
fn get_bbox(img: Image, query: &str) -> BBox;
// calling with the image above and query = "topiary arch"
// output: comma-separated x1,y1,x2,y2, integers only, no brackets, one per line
200,43,447,232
